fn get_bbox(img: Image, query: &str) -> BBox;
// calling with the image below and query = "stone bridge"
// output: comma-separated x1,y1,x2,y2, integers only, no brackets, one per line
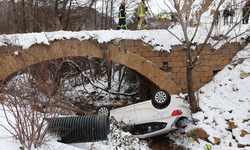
0,38,241,100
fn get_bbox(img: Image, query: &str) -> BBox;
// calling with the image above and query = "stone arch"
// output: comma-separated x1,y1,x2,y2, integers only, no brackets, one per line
0,39,180,94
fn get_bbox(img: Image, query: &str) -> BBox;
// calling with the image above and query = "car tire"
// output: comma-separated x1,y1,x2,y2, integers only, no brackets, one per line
152,89,170,107
97,106,110,116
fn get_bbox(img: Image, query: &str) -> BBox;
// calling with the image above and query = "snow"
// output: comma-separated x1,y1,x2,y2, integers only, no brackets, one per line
1,0,250,149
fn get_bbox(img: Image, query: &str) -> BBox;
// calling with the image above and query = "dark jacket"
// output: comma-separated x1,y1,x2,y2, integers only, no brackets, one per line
223,9,229,17
119,5,126,19
243,6,250,17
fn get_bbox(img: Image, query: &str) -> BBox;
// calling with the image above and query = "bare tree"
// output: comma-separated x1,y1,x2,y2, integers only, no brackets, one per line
154,0,249,113
77,0,95,31
0,63,67,149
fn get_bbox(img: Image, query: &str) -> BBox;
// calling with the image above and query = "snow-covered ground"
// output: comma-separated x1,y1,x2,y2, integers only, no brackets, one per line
0,0,250,149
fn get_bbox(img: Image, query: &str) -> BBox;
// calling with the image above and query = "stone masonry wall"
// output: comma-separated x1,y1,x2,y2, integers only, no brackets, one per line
116,39,241,93
0,39,242,95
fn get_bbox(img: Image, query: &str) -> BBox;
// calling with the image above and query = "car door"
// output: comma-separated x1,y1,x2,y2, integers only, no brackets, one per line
110,105,137,124
134,101,162,124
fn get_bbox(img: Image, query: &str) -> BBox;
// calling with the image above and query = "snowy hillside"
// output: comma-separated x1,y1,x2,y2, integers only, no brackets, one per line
0,0,250,150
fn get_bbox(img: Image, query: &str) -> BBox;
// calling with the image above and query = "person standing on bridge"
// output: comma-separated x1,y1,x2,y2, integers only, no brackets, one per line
117,1,128,30
137,0,150,30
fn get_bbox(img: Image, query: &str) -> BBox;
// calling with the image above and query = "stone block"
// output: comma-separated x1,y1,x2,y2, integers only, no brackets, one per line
177,56,185,61
168,73,176,79
180,67,186,72
194,67,202,71
172,51,180,56
21,50,35,67
147,68,161,82
208,60,217,66
106,44,118,61
155,62,163,68
162,83,181,94
176,61,185,67
178,50,186,56
73,40,87,57
158,76,175,88
111,39,120,46
150,51,160,57
124,53,142,71
6,55,25,73
118,50,132,66
50,41,63,59
125,40,134,47
202,66,211,71
119,40,126,48
0,57,13,80
192,71,199,78
200,76,208,83
177,72,185,78
8,45,22,53
138,46,152,52
222,58,231,64
170,57,177,62
208,76,213,81
113,48,125,64
134,40,144,47
140,51,150,58
205,71,213,77
172,67,181,73
125,46,138,53
0,47,7,54
85,41,99,57
136,61,157,78
168,62,176,67
161,56,171,62
153,71,170,86
171,45,183,51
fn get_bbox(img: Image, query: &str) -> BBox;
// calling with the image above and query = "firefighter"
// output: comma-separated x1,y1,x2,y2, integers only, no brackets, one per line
137,0,150,30
117,1,128,30
163,13,167,19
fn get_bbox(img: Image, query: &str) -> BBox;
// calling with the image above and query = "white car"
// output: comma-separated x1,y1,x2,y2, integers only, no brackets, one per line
97,89,190,139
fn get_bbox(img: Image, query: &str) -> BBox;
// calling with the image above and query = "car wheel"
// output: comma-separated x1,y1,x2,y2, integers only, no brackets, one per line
97,106,110,116
152,89,170,107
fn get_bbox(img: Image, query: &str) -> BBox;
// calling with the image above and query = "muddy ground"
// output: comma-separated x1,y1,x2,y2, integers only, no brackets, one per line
147,135,186,150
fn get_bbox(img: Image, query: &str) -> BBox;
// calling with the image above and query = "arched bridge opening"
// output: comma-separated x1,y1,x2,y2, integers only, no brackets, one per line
0,38,241,98
0,39,180,101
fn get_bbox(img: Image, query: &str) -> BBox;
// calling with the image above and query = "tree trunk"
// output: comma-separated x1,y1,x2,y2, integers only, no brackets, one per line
42,0,46,31
105,0,108,29
186,48,199,113
117,66,126,92
29,0,34,32
110,0,113,28
95,1,97,30
22,0,26,32
77,0,95,31
101,0,104,29
107,61,112,90
10,0,17,33
64,0,72,30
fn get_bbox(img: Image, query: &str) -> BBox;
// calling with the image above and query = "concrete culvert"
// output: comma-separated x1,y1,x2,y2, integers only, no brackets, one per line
46,115,110,143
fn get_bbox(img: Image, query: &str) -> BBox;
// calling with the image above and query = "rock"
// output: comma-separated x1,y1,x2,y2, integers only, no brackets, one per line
208,137,221,145
187,128,209,144
240,73,250,79
228,121,238,130
240,129,249,137
238,143,246,148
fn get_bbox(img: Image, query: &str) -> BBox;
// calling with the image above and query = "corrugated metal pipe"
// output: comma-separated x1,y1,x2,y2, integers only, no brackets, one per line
46,115,110,143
